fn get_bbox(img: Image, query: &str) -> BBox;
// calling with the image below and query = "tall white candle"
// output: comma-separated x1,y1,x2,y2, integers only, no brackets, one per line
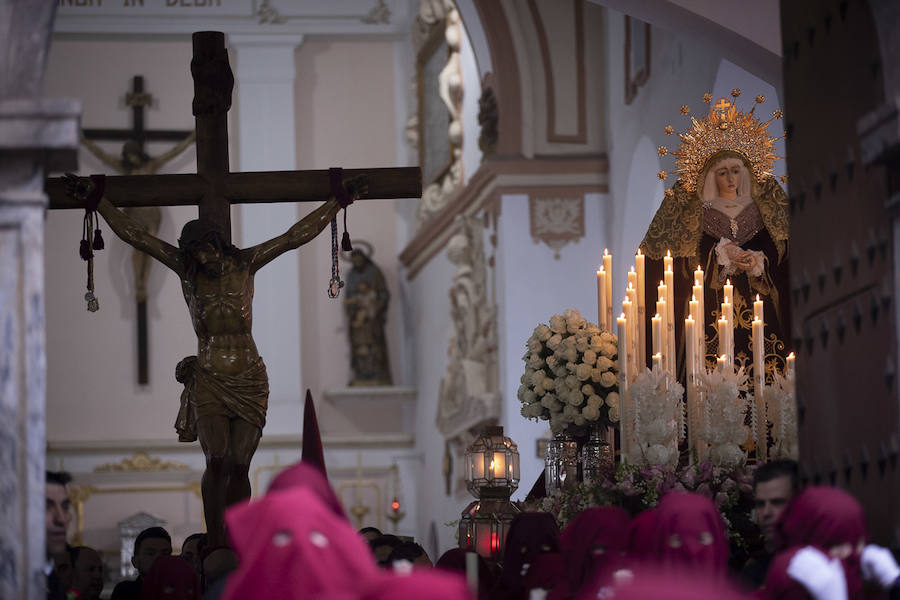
786,352,796,380
652,352,663,372
723,300,734,367
752,316,766,460
656,298,667,372
695,267,705,369
689,296,700,373
652,313,662,358
664,266,675,375
635,250,646,366
717,316,728,361
603,249,613,331
663,250,673,273
624,287,638,377
723,279,733,305
597,268,606,331
617,313,630,460
754,294,764,324
685,315,696,384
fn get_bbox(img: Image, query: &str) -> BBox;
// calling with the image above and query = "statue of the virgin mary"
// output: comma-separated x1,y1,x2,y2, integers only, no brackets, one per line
640,91,791,379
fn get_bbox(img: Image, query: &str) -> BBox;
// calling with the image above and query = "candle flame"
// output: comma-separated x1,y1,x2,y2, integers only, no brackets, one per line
787,351,795,359
619,313,626,319
636,248,643,256
604,248,609,256
630,266,636,273
627,282,634,290
686,315,694,322
666,249,672,257
697,265,702,271
726,279,731,286
756,294,761,301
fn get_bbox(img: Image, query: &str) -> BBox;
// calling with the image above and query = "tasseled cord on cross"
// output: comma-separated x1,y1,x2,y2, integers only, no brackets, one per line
327,167,355,298
74,174,106,312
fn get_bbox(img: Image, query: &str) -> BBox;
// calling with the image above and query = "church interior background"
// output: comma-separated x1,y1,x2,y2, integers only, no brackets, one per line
3,0,899,595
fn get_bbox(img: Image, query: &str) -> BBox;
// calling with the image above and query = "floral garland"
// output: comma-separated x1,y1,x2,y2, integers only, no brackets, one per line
518,309,619,434
522,461,762,559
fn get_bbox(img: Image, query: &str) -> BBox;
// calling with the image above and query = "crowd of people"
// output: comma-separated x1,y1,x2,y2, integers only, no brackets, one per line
45,458,900,599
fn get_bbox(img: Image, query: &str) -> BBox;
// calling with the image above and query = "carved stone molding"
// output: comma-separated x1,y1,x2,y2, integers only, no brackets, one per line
436,215,500,493
399,155,608,278
407,0,465,229
529,195,585,259
94,451,190,473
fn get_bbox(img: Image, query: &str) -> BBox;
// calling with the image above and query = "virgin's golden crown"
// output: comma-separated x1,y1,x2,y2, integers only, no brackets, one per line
657,90,783,194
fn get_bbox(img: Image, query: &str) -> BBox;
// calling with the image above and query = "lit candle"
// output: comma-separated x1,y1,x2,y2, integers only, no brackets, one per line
492,452,506,480
656,298,667,371
652,352,663,372
635,249,646,365
752,316,766,459
717,354,727,372
786,352,796,380
623,293,637,378
623,296,634,373
723,279,733,306
603,249,613,331
689,295,701,376
664,266,675,375
617,313,630,460
694,266,705,369
717,316,728,361
617,313,629,384
685,315,696,384
664,249,673,273
597,267,606,331
723,299,734,366
652,313,662,358
754,294,764,324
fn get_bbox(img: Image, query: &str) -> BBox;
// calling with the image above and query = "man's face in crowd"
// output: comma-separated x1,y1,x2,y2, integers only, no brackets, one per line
132,537,172,577
180,537,202,572
72,548,104,599
754,475,794,547
46,482,72,556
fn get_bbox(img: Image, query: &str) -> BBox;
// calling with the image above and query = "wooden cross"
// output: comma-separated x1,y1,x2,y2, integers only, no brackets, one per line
83,75,193,148
81,75,195,385
47,31,420,244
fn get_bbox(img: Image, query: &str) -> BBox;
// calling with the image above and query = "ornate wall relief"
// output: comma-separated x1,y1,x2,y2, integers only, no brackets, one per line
436,214,500,494
529,194,586,259
406,0,464,229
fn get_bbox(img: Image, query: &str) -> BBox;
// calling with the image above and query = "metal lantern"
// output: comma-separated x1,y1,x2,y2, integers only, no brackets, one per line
458,426,521,560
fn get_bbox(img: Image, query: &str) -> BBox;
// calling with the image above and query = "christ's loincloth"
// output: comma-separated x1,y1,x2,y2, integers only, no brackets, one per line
175,356,268,442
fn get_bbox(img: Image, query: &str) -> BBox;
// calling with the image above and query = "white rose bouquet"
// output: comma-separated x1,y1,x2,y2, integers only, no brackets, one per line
518,308,618,434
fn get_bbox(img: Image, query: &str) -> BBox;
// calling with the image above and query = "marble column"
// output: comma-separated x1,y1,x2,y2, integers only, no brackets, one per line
229,34,306,434
0,3,80,599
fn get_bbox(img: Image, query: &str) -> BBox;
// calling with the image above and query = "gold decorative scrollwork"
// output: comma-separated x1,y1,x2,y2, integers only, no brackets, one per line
94,451,189,473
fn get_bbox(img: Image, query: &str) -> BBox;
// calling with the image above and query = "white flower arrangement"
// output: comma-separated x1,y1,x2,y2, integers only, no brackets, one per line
698,366,751,467
628,367,684,467
518,309,618,434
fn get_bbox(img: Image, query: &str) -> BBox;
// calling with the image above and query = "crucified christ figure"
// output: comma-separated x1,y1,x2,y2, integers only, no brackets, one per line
64,173,366,547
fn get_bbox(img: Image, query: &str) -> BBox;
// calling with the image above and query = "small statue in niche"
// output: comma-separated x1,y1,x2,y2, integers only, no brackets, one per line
344,246,392,386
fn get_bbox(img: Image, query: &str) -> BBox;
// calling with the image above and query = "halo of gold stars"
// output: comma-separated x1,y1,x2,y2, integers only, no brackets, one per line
657,92,784,193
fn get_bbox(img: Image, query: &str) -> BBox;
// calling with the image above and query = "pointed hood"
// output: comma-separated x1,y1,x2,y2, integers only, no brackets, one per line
302,389,327,476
